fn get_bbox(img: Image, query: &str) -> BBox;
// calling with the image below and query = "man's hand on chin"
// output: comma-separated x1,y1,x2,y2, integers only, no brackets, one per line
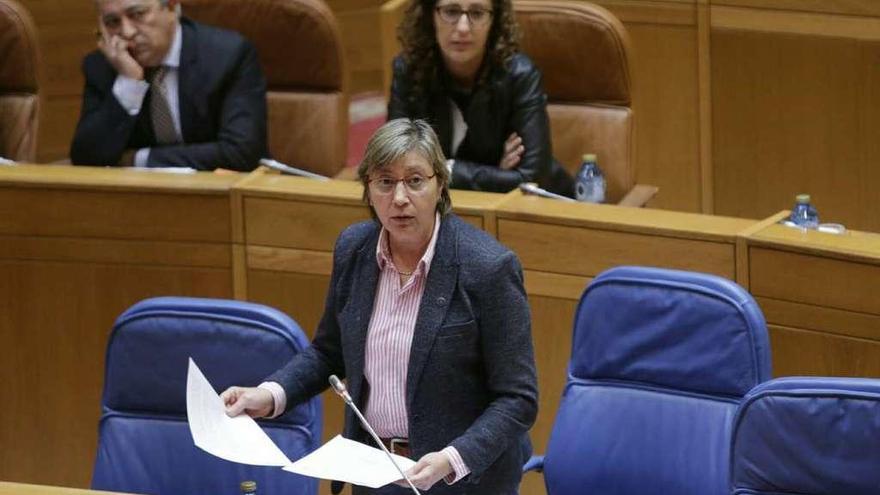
97,24,145,81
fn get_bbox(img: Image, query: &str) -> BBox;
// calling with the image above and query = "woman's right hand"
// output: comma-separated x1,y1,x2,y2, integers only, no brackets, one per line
220,386,274,418
499,132,524,170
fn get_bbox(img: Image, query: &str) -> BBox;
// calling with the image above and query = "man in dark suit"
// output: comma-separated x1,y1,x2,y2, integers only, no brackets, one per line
222,119,538,494
70,0,266,171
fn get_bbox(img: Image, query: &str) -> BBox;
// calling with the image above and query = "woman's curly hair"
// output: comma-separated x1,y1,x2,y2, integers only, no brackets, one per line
397,0,520,98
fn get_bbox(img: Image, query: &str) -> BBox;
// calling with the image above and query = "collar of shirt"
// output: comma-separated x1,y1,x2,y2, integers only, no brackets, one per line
161,22,182,68
375,212,441,278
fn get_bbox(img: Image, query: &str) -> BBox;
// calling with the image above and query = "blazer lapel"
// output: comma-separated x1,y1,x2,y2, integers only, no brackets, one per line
176,19,198,142
405,216,459,407
342,229,381,406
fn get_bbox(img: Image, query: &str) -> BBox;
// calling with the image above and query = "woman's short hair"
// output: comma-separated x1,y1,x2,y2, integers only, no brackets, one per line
397,0,520,98
358,118,452,217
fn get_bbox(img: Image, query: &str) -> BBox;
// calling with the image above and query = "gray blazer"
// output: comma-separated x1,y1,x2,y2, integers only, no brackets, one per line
268,214,538,494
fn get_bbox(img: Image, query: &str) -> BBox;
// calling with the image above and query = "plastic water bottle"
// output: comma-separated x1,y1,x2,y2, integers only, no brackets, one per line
575,153,606,203
789,194,819,229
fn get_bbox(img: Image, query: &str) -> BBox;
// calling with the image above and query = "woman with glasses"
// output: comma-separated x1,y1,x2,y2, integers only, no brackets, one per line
388,0,574,196
222,118,538,494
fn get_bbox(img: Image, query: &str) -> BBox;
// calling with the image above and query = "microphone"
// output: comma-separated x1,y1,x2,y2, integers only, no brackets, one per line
518,182,576,202
328,375,422,495
259,158,329,181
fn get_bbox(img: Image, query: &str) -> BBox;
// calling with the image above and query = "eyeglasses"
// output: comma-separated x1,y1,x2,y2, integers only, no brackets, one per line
368,173,437,195
435,5,494,27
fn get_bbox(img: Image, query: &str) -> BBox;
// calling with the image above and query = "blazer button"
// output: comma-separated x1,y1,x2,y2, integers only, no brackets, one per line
436,296,446,306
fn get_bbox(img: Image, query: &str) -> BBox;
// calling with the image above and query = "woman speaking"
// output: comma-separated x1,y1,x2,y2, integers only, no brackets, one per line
222,119,538,494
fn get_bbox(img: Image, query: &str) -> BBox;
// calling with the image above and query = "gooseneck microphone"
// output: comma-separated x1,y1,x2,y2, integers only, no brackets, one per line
518,182,577,202
328,375,422,495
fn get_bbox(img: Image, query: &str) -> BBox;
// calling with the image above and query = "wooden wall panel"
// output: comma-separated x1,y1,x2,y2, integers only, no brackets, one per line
711,7,880,232
244,197,368,250
40,96,82,163
750,247,880,315
0,189,231,242
519,295,578,495
18,0,94,162
744,223,880,378
500,218,738,279
333,4,385,93
596,1,702,213
769,324,880,377
712,0,880,17
0,259,232,487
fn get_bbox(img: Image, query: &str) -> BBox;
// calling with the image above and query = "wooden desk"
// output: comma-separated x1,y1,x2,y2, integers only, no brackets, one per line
0,482,130,495
741,218,880,377
6,165,880,495
0,165,242,487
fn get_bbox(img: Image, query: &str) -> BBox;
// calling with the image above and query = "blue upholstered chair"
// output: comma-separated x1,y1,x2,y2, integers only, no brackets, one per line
92,297,321,495
525,266,772,495
731,377,880,495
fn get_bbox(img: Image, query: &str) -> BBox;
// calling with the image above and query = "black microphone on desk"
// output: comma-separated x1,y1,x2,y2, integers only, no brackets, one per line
328,375,422,495
518,182,576,202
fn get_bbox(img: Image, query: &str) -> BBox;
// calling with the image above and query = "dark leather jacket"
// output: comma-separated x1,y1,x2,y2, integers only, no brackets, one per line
388,53,573,195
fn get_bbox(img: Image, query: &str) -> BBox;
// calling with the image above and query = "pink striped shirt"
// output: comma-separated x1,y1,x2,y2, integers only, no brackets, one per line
365,214,468,483
264,214,469,482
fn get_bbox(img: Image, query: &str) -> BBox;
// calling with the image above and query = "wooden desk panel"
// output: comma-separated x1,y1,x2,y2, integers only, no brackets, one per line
750,247,880,315
245,196,368,251
0,482,131,495
0,166,238,487
744,222,880,377
0,260,232,487
769,324,880,377
501,218,737,280
0,165,237,243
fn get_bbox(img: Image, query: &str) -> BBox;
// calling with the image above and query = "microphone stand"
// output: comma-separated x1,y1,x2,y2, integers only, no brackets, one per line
328,375,422,495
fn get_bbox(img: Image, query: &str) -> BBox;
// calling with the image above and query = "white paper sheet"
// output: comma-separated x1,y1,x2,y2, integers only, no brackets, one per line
187,358,415,488
283,435,416,488
132,166,196,173
186,358,293,466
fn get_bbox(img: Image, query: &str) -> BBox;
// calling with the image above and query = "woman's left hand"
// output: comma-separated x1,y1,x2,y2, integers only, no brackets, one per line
395,451,453,490
499,132,524,170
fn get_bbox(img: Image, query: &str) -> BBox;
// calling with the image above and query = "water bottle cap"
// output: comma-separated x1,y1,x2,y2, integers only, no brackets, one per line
240,481,257,493
795,194,811,203
582,153,597,162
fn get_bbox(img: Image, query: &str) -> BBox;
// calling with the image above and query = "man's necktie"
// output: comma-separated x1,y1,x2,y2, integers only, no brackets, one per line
148,66,180,145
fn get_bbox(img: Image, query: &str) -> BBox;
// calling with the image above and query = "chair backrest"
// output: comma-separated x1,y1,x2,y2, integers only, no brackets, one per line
542,266,771,495
731,377,880,495
182,0,348,177
0,0,40,162
515,0,633,202
92,297,321,495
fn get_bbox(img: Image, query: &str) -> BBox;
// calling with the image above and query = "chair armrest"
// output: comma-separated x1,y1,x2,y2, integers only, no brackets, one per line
616,183,658,207
523,455,545,473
